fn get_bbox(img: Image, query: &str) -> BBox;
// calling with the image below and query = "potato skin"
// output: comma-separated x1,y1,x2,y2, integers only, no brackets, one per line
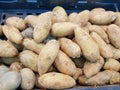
0,40,18,57
23,38,44,54
107,24,120,48
2,25,23,44
38,72,76,89
0,71,21,90
20,68,35,90
59,38,81,58
51,22,76,37
37,40,59,75
0,25,3,36
90,32,113,58
0,65,9,77
68,12,78,22
114,12,120,27
103,58,120,71
54,50,77,76
78,75,88,85
20,50,38,72
6,17,26,31
74,27,100,62
10,62,23,72
73,68,83,80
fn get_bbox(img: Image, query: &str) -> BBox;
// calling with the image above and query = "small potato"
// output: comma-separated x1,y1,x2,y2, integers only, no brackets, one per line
6,17,26,31
90,32,113,58
0,40,18,57
68,12,78,22
21,27,33,38
54,50,77,76
84,56,104,78
20,50,38,72
87,25,109,43
23,38,44,54
0,25,3,36
74,26,100,62
78,75,88,85
114,12,120,27
38,72,76,89
107,24,120,48
21,68,35,90
59,38,81,58
0,71,21,90
51,22,76,37
10,62,23,72
37,40,59,75
73,68,83,80
24,15,38,28
0,65,9,77
33,12,52,43
103,58,120,71
2,25,23,44
52,6,68,23
90,8,116,24
73,10,90,26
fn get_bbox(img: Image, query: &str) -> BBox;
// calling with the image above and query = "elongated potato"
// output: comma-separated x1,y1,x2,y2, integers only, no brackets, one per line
10,62,23,72
21,68,35,90
90,32,113,58
38,72,76,89
51,22,76,37
90,8,116,24
74,27,100,62
114,12,120,27
52,6,68,23
73,10,90,26
0,25,3,36
84,56,104,78
20,50,38,72
0,65,9,77
107,24,120,48
87,25,109,43
33,12,52,43
37,40,59,75
59,38,81,58
54,50,77,76
73,68,83,80
2,25,23,44
6,17,26,31
0,71,21,90
68,12,78,22
21,27,33,38
0,40,18,57
103,58,120,71
23,38,44,54
24,15,38,28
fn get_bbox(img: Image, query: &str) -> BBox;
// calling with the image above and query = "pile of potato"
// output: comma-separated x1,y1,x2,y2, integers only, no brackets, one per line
0,6,120,89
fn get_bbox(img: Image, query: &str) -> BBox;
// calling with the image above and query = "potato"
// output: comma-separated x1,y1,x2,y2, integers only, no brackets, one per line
37,40,59,75
103,58,120,71
73,68,83,80
10,62,23,72
68,12,78,22
20,50,38,72
21,27,33,38
84,56,104,78
0,65,9,77
23,38,44,54
0,25,3,36
73,10,90,26
87,25,109,43
74,26,100,62
0,40,18,57
20,68,35,90
52,6,68,23
59,38,81,58
54,50,77,76
6,17,26,31
90,32,113,58
0,71,21,90
51,22,76,37
2,25,23,44
114,12,120,27
78,75,88,85
100,25,108,32
90,8,116,24
33,12,52,43
108,44,120,59
38,72,76,89
24,15,38,28
107,24,120,48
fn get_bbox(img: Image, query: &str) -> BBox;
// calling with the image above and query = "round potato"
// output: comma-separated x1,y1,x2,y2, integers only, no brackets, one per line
21,68,35,90
10,62,23,72
6,17,26,31
38,72,76,89
0,65,9,77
